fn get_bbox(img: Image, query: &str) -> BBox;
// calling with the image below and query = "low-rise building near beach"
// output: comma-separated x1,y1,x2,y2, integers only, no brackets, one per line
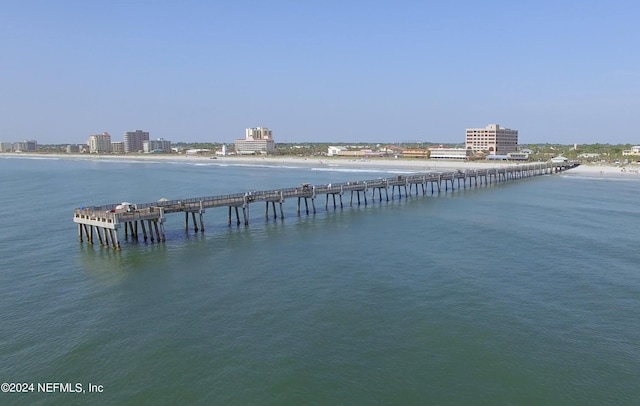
622,146,640,156
429,147,473,160
66,144,81,153
401,149,430,158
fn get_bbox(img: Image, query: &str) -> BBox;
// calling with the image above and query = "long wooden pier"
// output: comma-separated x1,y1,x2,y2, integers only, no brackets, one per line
73,161,577,249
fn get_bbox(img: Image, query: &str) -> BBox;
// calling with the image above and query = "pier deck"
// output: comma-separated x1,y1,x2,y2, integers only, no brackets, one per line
73,161,577,249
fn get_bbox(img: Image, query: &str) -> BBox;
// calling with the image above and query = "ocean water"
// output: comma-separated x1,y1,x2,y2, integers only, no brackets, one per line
1,156,639,405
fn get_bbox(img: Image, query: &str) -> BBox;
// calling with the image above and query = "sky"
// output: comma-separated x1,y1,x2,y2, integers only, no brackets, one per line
1,0,639,144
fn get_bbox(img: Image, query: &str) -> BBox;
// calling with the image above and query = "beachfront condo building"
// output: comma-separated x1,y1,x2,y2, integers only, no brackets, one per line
111,142,125,154
88,132,112,154
123,130,150,154
235,127,275,154
465,124,518,155
13,140,38,152
622,146,640,156
144,138,172,153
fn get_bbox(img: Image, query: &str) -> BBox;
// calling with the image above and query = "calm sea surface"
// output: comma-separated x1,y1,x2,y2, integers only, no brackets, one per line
1,156,639,405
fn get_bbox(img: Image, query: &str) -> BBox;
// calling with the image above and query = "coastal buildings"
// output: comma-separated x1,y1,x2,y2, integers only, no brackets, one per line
0,142,13,152
465,124,518,155
13,140,38,152
215,144,228,156
123,130,149,153
235,127,275,154
144,138,172,153
87,132,112,154
111,142,125,154
66,144,80,153
326,146,383,157
429,147,473,160
401,149,430,158
622,146,640,156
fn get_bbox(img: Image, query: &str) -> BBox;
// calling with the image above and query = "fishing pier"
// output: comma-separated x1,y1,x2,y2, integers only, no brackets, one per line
73,161,576,249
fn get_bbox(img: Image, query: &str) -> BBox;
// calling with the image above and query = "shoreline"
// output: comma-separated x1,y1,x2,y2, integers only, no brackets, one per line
2,152,638,178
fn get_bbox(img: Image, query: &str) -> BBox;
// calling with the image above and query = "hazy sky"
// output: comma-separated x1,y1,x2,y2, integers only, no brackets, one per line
1,1,638,144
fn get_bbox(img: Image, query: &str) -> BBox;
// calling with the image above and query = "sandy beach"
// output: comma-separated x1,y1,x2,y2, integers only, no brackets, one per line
2,152,638,178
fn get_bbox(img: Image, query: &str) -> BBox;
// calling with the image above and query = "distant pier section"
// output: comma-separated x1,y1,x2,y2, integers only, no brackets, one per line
73,161,577,249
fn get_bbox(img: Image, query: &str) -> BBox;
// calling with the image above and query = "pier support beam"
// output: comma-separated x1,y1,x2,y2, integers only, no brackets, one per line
112,229,121,250
148,220,155,242
141,220,148,241
242,206,249,225
88,225,94,244
191,212,198,232
103,227,110,247
229,206,240,227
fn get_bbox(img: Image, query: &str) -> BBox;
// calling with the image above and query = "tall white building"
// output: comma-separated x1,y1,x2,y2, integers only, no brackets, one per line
123,130,149,153
465,124,518,155
235,127,275,154
88,132,112,154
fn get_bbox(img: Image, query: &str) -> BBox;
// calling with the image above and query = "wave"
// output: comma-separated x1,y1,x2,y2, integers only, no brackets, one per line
559,174,640,182
84,158,166,165
0,155,60,161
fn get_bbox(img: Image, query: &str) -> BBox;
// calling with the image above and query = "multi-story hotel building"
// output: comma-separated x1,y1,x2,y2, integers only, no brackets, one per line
235,127,275,154
1,142,14,152
88,132,112,154
111,141,125,154
123,130,150,153
13,140,38,152
465,124,518,155
143,138,172,153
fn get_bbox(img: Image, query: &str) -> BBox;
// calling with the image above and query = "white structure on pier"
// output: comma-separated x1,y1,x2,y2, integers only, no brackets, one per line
466,124,518,155
235,127,275,154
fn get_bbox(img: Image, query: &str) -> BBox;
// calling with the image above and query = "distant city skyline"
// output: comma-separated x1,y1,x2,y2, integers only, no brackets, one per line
1,1,639,144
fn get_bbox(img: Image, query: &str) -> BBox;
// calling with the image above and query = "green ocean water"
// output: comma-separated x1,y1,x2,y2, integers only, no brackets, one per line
1,156,639,405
